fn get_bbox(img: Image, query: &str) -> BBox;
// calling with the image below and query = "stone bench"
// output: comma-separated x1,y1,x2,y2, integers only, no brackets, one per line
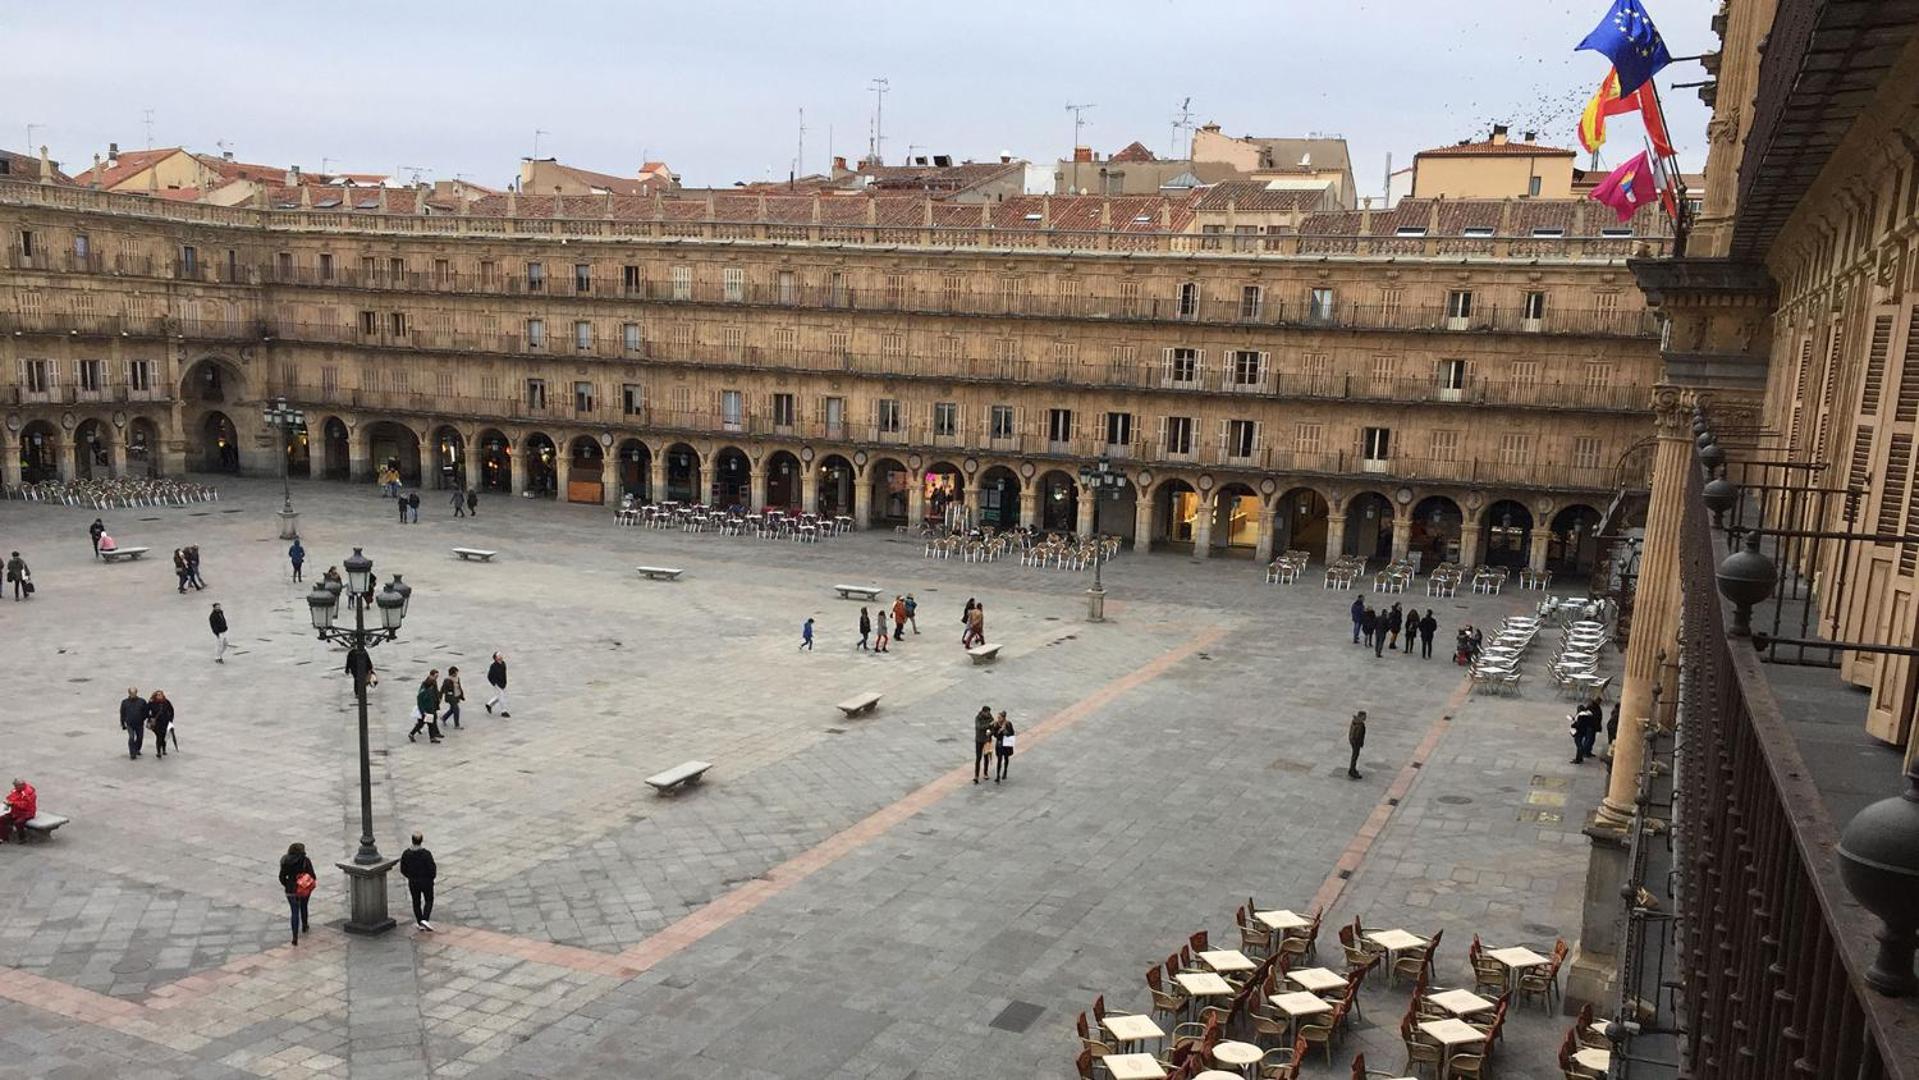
833,584,882,602
835,692,882,718
451,548,498,562
635,566,685,582
644,760,711,795
19,813,69,841
967,643,1003,665
99,547,150,563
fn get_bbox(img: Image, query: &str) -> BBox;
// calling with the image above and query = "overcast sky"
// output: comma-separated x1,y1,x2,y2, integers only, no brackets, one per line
3,0,1717,196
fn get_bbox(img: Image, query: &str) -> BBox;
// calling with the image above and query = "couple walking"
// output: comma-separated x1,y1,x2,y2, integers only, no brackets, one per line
117,688,177,759
408,652,510,742
959,598,986,648
277,833,439,943
971,706,1016,784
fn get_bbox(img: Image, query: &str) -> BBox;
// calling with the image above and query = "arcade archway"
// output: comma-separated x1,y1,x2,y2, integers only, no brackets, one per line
567,436,604,504
663,443,701,502
201,411,241,473
867,456,906,524
1037,470,1078,532
712,447,750,508
1155,478,1199,547
616,439,651,501
923,462,963,526
433,427,465,489
319,418,351,481
365,421,421,485
1483,500,1534,570
477,429,512,492
1210,482,1260,552
1343,492,1393,560
523,433,558,496
1409,496,1464,568
17,421,58,483
127,418,160,478
765,451,802,511
979,466,1021,527
1274,487,1329,557
1548,504,1603,578
73,419,112,480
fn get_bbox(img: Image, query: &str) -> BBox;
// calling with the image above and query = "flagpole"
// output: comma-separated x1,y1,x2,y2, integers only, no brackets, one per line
1643,79,1692,244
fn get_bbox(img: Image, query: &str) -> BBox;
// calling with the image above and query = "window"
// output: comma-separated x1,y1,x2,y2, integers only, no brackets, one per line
180,245,197,275
1529,226,1564,238
721,389,742,430
1446,289,1474,318
318,252,334,280
1462,226,1496,238
876,398,902,434
574,381,596,414
622,384,643,416
1527,175,1543,197
479,259,496,287
885,273,907,307
1572,436,1602,470
525,262,544,291
434,258,450,285
1599,227,1634,238
1048,408,1073,444
1438,358,1468,390
1523,291,1547,320
1429,429,1461,461
1239,285,1262,320
829,271,847,307
723,267,745,302
1394,226,1427,237
623,322,642,352
990,405,1016,439
942,274,964,310
934,402,958,438
881,332,905,360
22,359,51,394
1361,427,1391,460
77,358,104,392
1230,349,1264,387
525,318,545,348
387,256,404,281
525,378,547,411
828,329,850,354
1226,419,1258,459
671,265,692,300
1166,347,1199,384
774,327,797,355
723,326,745,359
622,265,642,294
824,395,846,436
1294,422,1323,455
436,371,454,399
574,320,592,352
1584,362,1615,391
1308,287,1335,323
1510,360,1540,385
574,263,592,294
1120,280,1142,316
1164,416,1194,455
1177,282,1198,318
1105,411,1133,448
1498,432,1533,465
998,276,1025,313
772,393,795,429
320,365,336,396
1371,355,1396,386
388,312,407,337
777,270,797,305
1595,291,1620,317
128,358,154,392
18,229,33,258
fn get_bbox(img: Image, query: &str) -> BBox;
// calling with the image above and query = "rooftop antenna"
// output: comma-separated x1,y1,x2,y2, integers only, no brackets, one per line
795,108,806,180
1171,96,1193,156
1066,102,1095,194
531,129,550,159
399,165,429,186
868,77,890,164
142,109,155,149
24,123,43,155
215,139,232,160
321,157,334,175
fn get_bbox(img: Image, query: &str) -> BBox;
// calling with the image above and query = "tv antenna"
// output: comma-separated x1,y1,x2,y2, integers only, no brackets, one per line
795,107,806,178
1066,103,1095,193
868,77,890,164
531,129,550,159
1171,96,1194,155
399,165,430,186
142,109,156,149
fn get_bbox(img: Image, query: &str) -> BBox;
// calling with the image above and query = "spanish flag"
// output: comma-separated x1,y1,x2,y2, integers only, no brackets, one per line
1579,67,1673,157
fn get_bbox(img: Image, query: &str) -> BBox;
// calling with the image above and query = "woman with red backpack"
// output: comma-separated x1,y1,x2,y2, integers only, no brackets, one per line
279,842,317,945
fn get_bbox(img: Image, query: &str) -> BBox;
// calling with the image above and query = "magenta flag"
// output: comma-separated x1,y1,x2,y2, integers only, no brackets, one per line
1588,151,1656,222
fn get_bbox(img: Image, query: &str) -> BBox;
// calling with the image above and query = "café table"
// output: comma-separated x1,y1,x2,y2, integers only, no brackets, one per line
1485,946,1550,989
1573,1047,1611,1075
1285,966,1348,995
1266,989,1333,1034
1196,949,1256,975
1101,1052,1167,1080
1419,1018,1488,1080
1100,1013,1164,1050
1193,1072,1243,1080
1173,971,1234,1018
1426,989,1496,1017
1209,1040,1263,1078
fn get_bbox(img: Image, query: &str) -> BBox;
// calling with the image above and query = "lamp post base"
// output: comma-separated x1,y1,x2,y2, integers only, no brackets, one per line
277,509,300,540
336,858,398,935
1086,586,1106,622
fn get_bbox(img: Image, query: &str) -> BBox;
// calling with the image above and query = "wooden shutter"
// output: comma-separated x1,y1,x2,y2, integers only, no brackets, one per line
1788,336,1813,451
1863,313,1894,416
1849,427,1875,493
1896,308,1919,424
1877,433,1911,539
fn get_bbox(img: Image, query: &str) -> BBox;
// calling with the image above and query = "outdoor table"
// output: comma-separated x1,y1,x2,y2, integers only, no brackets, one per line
1266,990,1333,1022
1366,928,1428,961
1426,988,1496,1017
1196,949,1256,975
1485,946,1549,989
1193,1071,1243,1080
1101,1052,1167,1080
1173,972,1234,1000
1100,1014,1163,1048
1419,1018,1488,1079
1253,909,1310,933
1573,1047,1611,1074
1209,1040,1263,1077
1285,966,1347,994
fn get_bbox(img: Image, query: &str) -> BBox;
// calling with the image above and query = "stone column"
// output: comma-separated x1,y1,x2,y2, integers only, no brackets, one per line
1191,493,1214,558
109,437,129,479
649,454,666,503
0,436,19,490
1075,487,1096,537
1323,509,1347,564
749,461,766,512
801,465,819,514
53,436,74,482
509,448,527,495
1133,488,1155,553
1253,500,1276,563
349,432,372,485
1457,521,1482,567
1528,529,1553,573
963,483,980,527
907,473,925,526
158,439,186,478
599,454,617,506
853,469,872,528
1391,507,1413,561
463,445,482,492
1017,483,1036,529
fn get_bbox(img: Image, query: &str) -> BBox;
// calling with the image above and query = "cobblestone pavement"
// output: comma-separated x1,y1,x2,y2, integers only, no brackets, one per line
0,477,1617,1078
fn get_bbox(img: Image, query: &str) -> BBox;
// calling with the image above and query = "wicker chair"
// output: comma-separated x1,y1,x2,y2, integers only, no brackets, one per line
1258,1036,1307,1080
1147,966,1188,1024
1448,1049,1491,1079
1298,1001,1347,1066
1574,1002,1610,1050
1075,1012,1115,1059
1073,1047,1099,1080
1518,946,1565,1013
1239,909,1275,958
1400,1011,1444,1078
1471,952,1510,998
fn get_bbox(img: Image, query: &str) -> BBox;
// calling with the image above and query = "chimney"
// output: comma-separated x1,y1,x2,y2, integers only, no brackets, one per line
108,142,120,163
1490,124,1509,145
90,154,102,188
999,150,1013,164
290,164,301,183
831,155,848,174
1523,130,1537,143
222,149,234,161
933,154,952,168
1074,146,1094,163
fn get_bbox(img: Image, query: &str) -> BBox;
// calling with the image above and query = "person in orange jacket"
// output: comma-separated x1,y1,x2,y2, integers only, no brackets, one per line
0,779,37,842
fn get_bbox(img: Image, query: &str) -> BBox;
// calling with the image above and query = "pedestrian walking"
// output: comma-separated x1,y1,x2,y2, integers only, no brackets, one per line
185,546,206,589
799,617,815,651
1570,698,1603,764
288,539,306,582
1350,594,1366,644
409,670,445,743
875,609,890,653
396,491,409,523
119,687,147,759
992,711,1016,783
1606,700,1621,746
89,518,106,558
1360,607,1379,653
147,691,175,758
406,491,421,523
905,593,920,633
439,667,464,729
400,832,437,931
483,653,510,716
961,598,978,644
1385,603,1403,651
209,603,230,663
857,607,871,650
966,603,985,649
279,843,316,946
450,487,466,518
1347,711,1367,780
465,490,479,517
7,551,31,601
972,706,996,784
1419,610,1438,659
891,596,908,644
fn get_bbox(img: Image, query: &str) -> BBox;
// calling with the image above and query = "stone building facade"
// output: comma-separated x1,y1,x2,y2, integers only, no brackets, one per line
1,179,1666,574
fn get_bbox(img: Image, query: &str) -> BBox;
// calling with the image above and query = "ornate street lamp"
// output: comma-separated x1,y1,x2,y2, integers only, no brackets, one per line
1076,458,1129,622
306,546,416,935
263,397,306,539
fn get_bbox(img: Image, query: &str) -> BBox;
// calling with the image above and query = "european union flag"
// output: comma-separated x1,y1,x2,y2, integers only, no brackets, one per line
1577,0,1673,96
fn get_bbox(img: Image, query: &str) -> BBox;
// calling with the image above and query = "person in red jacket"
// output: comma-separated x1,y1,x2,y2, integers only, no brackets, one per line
0,779,36,842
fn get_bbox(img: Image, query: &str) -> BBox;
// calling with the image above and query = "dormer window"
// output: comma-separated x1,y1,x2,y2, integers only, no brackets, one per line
1600,227,1634,238
1022,212,1043,222
1394,226,1427,237
1462,226,1495,238
1530,227,1565,238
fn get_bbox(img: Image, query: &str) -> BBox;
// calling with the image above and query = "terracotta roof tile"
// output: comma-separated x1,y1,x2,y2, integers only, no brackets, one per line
1415,139,1576,158
1109,141,1156,163
1191,180,1325,212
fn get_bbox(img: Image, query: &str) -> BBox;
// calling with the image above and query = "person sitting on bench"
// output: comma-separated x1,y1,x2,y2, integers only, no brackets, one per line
0,778,36,843
98,533,117,555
